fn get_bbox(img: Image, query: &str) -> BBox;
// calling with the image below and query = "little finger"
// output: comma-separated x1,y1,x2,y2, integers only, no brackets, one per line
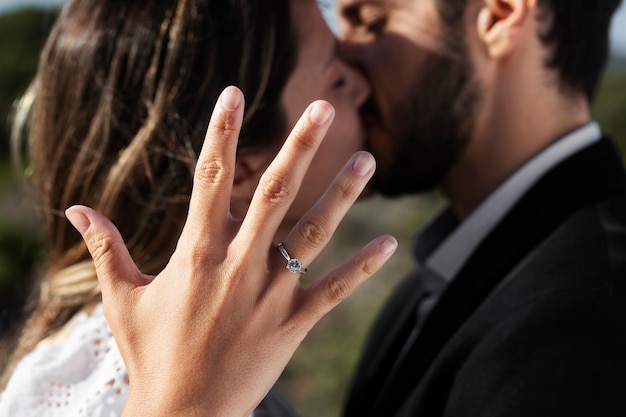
292,235,398,331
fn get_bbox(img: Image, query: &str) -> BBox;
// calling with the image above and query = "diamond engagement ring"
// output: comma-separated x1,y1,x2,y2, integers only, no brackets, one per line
277,242,307,274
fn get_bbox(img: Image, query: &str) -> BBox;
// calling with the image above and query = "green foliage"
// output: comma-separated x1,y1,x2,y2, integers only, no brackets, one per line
0,7,55,342
0,9,58,158
593,65,626,155
0,220,40,321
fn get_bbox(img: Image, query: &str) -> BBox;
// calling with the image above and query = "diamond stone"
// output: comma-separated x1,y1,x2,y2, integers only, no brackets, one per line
287,258,303,274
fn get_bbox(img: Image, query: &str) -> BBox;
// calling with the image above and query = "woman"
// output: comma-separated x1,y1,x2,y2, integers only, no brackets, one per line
0,0,396,415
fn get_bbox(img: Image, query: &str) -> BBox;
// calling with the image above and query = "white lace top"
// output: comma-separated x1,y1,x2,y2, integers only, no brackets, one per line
0,304,260,417
0,304,129,416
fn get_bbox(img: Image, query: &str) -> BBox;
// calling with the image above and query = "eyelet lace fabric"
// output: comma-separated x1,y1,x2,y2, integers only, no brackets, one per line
0,304,128,416
1,303,259,417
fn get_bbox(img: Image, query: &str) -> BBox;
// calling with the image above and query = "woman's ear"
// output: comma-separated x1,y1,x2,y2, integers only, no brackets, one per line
476,0,536,59
231,150,273,220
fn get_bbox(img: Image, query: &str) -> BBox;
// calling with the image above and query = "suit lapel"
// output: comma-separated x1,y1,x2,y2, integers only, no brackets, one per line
369,137,626,416
343,270,427,416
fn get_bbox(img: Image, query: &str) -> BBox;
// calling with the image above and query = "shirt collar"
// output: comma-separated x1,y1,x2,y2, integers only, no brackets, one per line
413,121,602,282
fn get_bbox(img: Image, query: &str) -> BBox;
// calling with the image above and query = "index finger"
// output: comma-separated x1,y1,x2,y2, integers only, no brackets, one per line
182,86,245,243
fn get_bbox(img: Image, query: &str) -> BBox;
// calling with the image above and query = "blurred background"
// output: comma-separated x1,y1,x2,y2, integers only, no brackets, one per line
0,1,624,416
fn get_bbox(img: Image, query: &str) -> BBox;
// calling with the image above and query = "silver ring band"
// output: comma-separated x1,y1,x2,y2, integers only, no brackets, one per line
277,242,307,274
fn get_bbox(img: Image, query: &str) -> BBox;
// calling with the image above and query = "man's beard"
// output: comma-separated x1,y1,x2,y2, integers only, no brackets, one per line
366,46,480,197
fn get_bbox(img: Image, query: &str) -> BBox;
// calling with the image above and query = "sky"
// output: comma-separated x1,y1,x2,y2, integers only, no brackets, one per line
1,0,625,56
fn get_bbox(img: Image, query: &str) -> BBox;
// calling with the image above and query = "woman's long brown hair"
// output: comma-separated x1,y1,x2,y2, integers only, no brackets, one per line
2,0,296,388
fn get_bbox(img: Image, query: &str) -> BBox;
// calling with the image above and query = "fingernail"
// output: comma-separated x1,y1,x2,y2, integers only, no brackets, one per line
380,237,398,256
220,86,242,110
66,206,91,235
309,101,334,126
352,152,375,176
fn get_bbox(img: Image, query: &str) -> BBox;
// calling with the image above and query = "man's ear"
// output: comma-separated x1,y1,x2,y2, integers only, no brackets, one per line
476,0,536,58
231,150,272,220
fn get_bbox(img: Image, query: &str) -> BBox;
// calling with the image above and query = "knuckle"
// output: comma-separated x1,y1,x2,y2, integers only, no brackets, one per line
185,245,207,270
323,274,351,303
356,256,376,275
289,129,317,153
195,158,230,187
298,220,329,247
280,317,308,341
181,238,220,270
330,178,359,202
86,231,117,270
209,115,239,139
259,173,293,205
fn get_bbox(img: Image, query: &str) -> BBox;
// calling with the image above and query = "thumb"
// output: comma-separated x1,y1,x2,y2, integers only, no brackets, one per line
65,205,144,297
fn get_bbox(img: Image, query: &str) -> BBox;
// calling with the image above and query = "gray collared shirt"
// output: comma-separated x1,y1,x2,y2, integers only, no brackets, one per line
404,121,602,343
415,121,601,283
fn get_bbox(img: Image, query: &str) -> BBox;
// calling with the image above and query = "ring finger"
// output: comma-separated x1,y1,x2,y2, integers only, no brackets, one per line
275,151,376,276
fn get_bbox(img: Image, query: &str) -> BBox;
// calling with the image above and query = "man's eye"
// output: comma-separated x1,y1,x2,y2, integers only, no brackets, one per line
341,4,387,36
358,5,387,36
365,17,386,34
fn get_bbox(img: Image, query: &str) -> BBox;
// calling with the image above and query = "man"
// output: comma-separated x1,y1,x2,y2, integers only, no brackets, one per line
337,0,626,415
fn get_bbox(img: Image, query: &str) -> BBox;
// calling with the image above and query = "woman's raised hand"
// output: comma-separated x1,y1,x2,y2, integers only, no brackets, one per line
65,86,397,417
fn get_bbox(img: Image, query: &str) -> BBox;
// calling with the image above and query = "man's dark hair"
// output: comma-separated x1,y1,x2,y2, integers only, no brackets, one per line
436,0,623,101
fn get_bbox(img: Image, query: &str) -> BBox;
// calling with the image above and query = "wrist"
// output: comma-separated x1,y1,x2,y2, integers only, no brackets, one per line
122,386,251,417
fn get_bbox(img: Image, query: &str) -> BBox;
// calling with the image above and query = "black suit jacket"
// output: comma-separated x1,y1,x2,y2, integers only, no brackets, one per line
344,137,626,417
